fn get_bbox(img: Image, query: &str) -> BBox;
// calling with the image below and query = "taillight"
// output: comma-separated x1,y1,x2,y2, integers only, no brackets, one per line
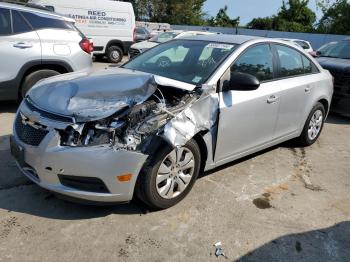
79,38,93,54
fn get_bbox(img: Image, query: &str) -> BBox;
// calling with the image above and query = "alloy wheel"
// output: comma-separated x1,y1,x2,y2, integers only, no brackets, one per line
156,147,195,199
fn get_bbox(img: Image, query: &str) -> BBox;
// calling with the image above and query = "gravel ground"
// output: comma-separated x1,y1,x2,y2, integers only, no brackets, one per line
0,61,349,261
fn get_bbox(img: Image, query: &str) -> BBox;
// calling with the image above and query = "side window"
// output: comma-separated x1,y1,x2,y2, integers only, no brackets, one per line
231,44,274,81
12,11,31,34
136,28,144,34
21,12,72,30
275,45,304,77
0,8,11,36
302,56,312,74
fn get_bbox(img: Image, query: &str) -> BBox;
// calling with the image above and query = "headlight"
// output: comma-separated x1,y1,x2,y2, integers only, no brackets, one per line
59,119,126,147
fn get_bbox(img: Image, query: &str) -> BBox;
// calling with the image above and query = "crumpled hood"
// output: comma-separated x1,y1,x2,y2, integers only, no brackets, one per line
27,68,157,122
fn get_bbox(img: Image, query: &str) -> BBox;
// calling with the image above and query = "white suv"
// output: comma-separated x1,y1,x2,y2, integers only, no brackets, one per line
0,2,93,101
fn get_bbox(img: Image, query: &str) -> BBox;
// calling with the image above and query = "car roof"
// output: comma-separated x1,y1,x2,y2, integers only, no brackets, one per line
179,34,262,45
279,38,310,43
0,2,74,22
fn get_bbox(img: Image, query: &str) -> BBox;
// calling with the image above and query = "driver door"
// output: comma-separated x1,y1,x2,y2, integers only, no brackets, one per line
215,44,280,163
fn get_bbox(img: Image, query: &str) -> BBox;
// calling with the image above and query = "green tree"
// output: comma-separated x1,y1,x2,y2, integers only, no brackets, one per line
317,0,350,34
247,17,275,30
130,0,207,25
208,5,240,27
246,0,316,32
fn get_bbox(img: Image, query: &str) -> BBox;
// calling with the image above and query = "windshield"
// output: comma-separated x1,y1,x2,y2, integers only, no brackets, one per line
318,41,350,59
149,32,179,43
123,40,236,85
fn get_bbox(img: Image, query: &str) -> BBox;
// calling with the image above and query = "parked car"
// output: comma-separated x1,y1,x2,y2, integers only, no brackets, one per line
30,0,136,63
279,38,314,54
135,26,151,42
310,41,338,57
11,35,333,209
316,39,350,116
128,30,213,59
0,2,93,101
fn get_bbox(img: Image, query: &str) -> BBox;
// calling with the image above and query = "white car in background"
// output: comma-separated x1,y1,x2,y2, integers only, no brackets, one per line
0,2,92,101
278,38,314,54
129,30,214,59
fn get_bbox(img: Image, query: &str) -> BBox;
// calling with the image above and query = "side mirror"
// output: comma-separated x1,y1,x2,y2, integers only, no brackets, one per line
222,72,260,92
316,51,322,57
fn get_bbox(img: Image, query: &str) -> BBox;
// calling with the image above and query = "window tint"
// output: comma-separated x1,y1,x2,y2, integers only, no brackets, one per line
0,8,11,36
276,45,304,77
21,12,72,30
232,44,274,81
12,11,31,34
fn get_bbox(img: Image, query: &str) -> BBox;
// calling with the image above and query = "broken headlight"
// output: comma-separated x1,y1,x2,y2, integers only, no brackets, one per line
59,119,126,147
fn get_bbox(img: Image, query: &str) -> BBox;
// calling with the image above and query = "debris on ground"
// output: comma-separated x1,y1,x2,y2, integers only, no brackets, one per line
214,242,228,259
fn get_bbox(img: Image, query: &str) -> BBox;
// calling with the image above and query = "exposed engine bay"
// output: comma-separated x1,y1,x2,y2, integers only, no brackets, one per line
58,86,201,150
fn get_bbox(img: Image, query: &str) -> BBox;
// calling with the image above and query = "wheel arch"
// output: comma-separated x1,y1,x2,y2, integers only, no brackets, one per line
106,40,125,53
192,132,209,174
18,60,73,99
318,98,329,115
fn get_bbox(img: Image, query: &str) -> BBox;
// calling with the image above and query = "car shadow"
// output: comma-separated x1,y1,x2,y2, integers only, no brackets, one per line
236,221,350,262
326,112,350,125
0,101,17,113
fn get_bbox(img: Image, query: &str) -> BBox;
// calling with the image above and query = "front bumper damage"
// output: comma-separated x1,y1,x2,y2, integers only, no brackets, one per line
12,120,148,203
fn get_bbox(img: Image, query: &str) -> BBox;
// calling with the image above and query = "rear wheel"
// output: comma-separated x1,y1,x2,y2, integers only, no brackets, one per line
21,69,60,99
295,102,325,146
106,45,123,63
136,139,201,209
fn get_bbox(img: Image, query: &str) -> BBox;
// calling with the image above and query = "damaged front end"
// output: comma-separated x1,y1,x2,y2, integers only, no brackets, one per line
57,89,200,151
26,68,216,154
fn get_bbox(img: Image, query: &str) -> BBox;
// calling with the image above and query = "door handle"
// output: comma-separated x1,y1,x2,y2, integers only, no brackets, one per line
305,86,311,93
13,42,33,49
267,95,278,104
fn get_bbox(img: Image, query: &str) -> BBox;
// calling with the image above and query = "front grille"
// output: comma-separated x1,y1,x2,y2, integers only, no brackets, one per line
58,175,110,193
129,48,141,59
15,114,48,146
25,98,74,123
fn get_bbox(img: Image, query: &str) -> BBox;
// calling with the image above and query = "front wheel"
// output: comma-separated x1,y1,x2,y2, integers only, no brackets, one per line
136,139,201,209
296,102,325,146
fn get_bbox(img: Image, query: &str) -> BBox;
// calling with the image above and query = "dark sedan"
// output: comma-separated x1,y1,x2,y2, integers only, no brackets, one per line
317,40,350,116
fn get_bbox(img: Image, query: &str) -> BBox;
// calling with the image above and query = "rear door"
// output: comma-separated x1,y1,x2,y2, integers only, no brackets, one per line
272,44,318,139
215,44,280,162
0,8,41,99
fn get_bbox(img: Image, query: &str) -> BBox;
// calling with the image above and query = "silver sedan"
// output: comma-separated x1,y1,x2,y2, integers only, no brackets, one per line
11,34,333,209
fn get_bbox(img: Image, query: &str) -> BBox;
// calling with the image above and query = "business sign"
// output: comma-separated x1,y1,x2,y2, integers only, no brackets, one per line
66,10,130,28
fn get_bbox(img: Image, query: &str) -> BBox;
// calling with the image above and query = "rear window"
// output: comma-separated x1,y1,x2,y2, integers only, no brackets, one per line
295,41,310,50
21,11,73,30
0,8,11,35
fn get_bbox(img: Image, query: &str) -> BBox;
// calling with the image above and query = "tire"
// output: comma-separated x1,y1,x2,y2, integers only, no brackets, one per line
21,69,60,99
135,139,201,209
295,102,326,147
106,45,123,63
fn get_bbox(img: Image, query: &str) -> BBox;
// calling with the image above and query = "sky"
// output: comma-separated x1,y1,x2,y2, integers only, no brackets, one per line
203,0,322,25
